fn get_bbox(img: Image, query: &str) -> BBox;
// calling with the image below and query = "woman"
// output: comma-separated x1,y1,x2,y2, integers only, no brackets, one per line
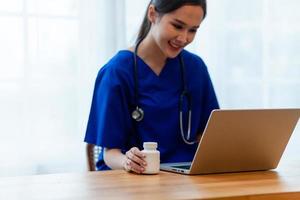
84,0,219,173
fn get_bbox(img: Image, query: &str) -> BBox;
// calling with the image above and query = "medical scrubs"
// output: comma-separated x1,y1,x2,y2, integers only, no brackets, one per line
84,49,219,170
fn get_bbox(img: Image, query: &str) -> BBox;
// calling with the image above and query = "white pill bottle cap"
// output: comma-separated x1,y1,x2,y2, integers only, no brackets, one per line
143,142,157,150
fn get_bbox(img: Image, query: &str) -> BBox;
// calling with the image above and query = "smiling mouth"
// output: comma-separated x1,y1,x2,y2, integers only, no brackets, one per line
169,41,184,51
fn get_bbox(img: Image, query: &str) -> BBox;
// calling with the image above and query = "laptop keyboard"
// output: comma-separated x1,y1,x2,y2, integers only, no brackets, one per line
172,165,191,169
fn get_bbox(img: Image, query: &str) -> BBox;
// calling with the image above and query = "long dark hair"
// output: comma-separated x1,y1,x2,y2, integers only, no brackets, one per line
136,0,207,43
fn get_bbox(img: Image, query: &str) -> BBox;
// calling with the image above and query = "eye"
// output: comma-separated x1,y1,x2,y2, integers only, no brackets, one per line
189,29,198,33
172,23,183,30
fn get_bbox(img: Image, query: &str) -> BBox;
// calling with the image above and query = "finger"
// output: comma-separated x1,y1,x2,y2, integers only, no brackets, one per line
127,159,144,174
126,150,147,167
124,161,131,172
131,147,146,159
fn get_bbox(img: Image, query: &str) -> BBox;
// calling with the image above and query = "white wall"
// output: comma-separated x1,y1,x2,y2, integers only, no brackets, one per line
0,0,299,177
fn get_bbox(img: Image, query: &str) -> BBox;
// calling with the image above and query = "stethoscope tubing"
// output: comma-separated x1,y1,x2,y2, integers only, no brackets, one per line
132,39,197,144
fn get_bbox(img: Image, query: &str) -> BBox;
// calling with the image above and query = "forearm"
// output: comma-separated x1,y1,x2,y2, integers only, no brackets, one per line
103,148,126,170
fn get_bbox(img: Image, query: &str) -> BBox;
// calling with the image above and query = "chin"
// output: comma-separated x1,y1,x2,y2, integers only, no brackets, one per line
165,48,183,58
166,50,182,58
164,41,184,58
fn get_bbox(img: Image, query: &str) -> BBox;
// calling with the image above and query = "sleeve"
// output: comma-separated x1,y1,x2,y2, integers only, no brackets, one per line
84,66,133,150
198,59,220,133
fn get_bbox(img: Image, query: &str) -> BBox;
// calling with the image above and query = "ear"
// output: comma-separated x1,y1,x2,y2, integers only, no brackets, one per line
147,4,157,23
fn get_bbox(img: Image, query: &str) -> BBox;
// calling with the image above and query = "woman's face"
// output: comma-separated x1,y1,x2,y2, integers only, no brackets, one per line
149,5,204,58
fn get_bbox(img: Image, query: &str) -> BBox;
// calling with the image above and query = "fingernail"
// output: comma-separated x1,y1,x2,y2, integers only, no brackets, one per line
143,162,147,166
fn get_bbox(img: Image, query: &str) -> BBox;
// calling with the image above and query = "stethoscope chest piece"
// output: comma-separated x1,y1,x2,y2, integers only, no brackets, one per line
132,106,144,122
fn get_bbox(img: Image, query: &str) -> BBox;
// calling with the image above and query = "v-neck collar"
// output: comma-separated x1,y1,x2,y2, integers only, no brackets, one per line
121,50,177,79
120,49,179,80
136,55,172,78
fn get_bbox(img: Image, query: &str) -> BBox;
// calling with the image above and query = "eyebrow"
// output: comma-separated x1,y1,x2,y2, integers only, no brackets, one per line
173,19,200,29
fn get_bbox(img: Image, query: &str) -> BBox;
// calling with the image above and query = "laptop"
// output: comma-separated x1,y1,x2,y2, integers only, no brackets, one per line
160,108,300,175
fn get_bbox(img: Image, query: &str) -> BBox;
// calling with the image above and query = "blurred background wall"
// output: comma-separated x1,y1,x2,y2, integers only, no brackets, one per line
0,0,299,177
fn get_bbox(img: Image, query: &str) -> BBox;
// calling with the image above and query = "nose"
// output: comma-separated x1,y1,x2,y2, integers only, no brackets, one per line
176,30,189,44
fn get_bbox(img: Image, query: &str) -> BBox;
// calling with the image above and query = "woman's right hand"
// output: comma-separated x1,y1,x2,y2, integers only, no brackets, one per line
123,147,147,174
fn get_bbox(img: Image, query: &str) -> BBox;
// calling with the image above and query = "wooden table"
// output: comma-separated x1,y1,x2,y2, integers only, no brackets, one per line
1,159,300,200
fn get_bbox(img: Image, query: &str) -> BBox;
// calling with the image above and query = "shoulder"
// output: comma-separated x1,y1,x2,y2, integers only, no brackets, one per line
109,50,134,66
180,49,209,75
181,49,206,65
97,50,134,85
101,50,134,75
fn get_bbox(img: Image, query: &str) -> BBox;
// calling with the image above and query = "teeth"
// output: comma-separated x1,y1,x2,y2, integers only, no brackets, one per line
170,42,181,49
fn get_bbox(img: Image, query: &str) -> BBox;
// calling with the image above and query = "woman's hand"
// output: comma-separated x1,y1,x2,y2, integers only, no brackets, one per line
123,147,147,174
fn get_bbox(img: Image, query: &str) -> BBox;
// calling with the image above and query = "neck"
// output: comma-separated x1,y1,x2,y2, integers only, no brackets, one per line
136,35,167,74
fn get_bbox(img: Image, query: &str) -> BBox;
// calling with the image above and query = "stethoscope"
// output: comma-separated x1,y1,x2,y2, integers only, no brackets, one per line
131,39,197,145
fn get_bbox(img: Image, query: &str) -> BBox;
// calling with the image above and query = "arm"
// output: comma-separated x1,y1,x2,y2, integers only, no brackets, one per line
103,148,126,170
104,147,147,174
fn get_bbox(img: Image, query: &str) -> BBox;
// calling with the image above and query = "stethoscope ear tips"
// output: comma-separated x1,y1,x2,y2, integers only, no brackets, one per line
132,106,144,122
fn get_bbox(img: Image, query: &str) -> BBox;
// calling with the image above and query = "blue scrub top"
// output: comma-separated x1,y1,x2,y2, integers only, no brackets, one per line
84,49,219,170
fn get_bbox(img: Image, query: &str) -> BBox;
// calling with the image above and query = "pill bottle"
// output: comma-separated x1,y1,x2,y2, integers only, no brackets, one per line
142,142,160,174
